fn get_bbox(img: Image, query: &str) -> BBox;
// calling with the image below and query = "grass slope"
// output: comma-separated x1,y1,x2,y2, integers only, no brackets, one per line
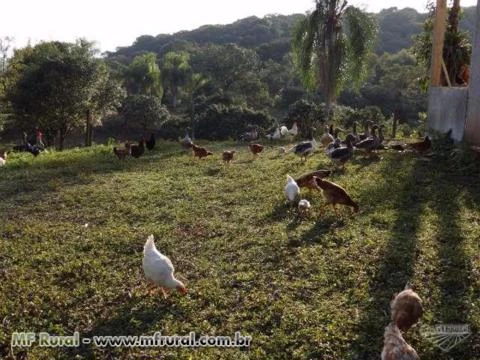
0,141,479,359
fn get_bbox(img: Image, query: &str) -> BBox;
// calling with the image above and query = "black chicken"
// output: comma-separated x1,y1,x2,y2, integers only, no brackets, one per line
131,139,145,158
146,133,155,151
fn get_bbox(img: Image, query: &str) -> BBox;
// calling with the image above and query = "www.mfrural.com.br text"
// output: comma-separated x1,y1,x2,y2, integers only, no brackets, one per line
11,331,252,348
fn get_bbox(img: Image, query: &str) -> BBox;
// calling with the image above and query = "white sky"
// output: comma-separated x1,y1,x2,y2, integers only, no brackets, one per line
1,0,478,52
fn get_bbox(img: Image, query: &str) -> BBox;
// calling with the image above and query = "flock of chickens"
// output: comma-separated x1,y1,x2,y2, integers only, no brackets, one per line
139,120,433,359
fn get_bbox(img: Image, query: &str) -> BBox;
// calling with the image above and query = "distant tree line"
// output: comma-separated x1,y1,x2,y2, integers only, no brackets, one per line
0,5,475,148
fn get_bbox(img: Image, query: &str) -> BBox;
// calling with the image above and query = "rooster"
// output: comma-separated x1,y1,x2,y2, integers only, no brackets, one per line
288,122,298,137
315,177,359,213
146,133,156,151
285,175,300,203
381,323,419,360
131,139,145,158
390,288,423,331
222,150,235,164
143,235,187,299
113,144,131,160
192,144,213,159
249,144,264,156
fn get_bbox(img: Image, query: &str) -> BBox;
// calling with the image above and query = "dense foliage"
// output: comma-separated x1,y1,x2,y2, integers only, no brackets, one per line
0,6,477,146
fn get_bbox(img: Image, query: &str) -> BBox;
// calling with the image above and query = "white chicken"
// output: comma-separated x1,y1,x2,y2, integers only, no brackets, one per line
280,125,289,137
0,151,6,167
267,127,281,140
298,199,311,216
143,235,187,298
285,175,300,203
288,122,298,137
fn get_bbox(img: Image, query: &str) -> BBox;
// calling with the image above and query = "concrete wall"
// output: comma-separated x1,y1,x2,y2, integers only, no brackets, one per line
465,0,480,145
427,86,468,142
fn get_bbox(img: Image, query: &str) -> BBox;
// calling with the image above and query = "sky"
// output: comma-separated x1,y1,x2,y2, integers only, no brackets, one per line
1,0,478,52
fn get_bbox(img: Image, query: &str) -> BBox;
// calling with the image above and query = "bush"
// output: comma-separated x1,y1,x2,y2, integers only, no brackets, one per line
157,115,192,140
194,104,273,140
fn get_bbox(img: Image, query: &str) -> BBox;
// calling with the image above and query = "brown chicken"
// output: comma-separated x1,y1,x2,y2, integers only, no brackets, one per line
295,170,332,190
113,144,131,160
407,136,431,153
381,323,419,360
222,150,235,164
315,177,359,213
249,143,264,156
192,144,213,159
390,289,423,332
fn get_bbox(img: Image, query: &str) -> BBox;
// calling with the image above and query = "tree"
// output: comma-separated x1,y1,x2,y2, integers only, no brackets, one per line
124,53,163,97
85,63,125,146
0,37,13,73
121,95,169,134
292,0,377,118
4,40,116,149
161,51,191,112
412,1,471,87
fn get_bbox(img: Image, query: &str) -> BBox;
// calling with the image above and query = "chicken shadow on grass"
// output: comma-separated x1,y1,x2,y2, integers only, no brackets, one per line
62,288,189,359
350,153,476,359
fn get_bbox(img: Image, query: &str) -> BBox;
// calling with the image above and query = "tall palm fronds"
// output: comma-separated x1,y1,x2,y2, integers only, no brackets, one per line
292,0,377,116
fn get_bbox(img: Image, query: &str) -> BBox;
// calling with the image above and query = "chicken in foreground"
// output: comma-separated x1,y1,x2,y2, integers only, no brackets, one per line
222,150,235,164
390,288,423,331
113,144,131,160
295,170,331,190
381,323,419,360
192,144,213,159
285,175,300,203
143,235,187,299
249,143,264,156
298,199,311,216
315,177,359,213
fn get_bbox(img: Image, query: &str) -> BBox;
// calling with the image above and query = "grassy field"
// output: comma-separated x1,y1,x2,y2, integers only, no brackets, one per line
0,140,479,359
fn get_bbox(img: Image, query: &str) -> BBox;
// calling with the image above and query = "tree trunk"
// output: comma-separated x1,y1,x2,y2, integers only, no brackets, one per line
392,112,398,139
172,88,177,113
85,110,93,147
57,124,67,151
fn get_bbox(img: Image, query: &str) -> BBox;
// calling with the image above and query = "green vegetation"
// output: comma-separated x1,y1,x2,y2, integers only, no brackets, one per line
0,142,479,359
292,0,377,114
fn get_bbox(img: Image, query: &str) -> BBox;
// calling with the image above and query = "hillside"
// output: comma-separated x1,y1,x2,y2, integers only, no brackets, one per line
108,6,477,61
1,141,479,359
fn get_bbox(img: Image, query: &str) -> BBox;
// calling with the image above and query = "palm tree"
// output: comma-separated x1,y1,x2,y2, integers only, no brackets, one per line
124,53,163,98
292,0,377,119
162,51,191,112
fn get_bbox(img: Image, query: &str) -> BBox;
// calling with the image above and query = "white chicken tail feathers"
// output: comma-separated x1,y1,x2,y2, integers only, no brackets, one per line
286,175,295,183
144,234,156,253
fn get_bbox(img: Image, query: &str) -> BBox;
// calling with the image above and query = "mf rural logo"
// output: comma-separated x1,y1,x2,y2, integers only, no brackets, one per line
421,324,471,352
